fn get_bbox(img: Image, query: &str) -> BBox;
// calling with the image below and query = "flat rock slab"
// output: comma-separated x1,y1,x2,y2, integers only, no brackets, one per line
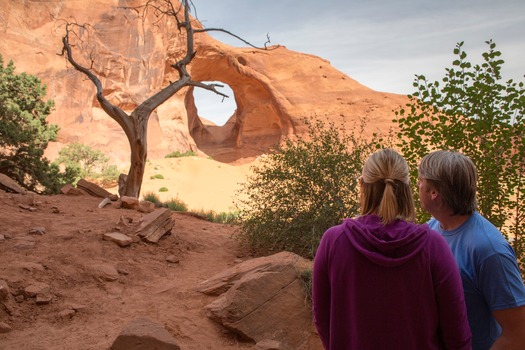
110,317,181,350
0,174,26,194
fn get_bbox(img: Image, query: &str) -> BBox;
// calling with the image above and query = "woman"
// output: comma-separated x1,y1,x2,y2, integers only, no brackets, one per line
312,148,471,350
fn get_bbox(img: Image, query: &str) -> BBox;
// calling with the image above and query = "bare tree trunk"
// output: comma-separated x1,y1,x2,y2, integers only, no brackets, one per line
60,1,195,198
59,0,269,198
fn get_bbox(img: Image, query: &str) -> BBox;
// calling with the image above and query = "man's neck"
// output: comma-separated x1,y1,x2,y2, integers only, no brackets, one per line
435,212,471,231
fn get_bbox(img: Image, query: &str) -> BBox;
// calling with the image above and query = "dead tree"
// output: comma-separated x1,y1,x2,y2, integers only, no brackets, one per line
59,0,272,198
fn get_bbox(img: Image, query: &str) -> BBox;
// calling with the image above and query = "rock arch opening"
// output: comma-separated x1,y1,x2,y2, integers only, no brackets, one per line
193,81,236,126
186,76,288,164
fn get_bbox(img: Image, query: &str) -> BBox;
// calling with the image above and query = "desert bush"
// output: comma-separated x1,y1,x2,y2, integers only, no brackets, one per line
159,187,169,192
142,191,162,206
55,142,120,186
96,164,120,187
298,268,313,305
56,143,107,178
235,117,378,259
394,40,525,273
192,209,241,224
165,150,197,158
150,174,165,179
0,54,75,193
163,198,188,212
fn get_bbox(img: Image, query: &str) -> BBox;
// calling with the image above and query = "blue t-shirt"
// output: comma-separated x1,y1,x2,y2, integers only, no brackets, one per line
429,212,525,350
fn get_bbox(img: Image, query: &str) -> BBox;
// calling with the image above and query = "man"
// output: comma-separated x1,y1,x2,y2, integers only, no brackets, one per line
418,150,525,350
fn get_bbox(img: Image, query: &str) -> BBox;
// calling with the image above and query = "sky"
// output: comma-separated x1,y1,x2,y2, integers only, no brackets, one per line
190,0,525,125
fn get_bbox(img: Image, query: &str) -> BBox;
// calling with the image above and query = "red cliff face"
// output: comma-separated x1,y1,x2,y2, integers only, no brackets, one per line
0,0,407,165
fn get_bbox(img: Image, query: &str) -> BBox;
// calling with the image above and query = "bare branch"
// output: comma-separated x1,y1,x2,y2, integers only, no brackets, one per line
59,21,134,139
194,27,280,51
189,80,229,98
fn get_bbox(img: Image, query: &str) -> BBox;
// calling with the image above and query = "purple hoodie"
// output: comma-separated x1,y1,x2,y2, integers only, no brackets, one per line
312,215,471,350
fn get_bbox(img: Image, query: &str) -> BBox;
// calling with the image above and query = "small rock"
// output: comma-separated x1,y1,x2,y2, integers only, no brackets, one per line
36,293,53,305
255,339,281,350
19,204,35,211
120,196,140,210
0,280,9,301
29,227,46,235
0,234,5,242
166,255,180,264
24,282,51,297
110,317,181,350
98,197,112,208
92,263,119,282
115,216,133,231
68,303,87,312
14,241,36,249
116,267,130,275
21,262,46,272
57,309,76,320
15,295,25,303
0,321,12,333
103,232,133,247
138,200,156,213
2,302,15,316
60,184,74,194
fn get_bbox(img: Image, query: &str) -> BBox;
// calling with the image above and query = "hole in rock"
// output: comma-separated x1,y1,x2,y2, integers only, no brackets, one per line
193,81,236,126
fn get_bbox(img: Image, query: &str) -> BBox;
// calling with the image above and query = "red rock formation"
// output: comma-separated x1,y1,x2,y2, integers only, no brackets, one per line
0,0,407,166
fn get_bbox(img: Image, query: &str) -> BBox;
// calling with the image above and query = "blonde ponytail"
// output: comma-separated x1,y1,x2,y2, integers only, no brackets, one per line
360,149,415,225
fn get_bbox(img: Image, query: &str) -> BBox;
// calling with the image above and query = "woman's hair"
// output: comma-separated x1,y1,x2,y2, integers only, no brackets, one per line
360,148,415,224
418,150,477,216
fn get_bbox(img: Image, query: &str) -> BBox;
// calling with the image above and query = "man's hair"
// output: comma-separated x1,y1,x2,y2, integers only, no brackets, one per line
360,148,415,224
419,150,478,215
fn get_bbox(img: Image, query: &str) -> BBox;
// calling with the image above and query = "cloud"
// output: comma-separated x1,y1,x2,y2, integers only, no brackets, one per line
191,0,525,124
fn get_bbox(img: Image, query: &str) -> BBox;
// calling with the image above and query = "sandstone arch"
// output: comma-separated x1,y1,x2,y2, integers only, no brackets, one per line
187,42,295,162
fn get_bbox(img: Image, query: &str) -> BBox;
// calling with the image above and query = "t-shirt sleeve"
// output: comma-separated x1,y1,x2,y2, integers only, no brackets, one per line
478,250,525,311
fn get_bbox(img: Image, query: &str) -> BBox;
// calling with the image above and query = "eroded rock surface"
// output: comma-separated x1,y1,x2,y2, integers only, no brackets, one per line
197,251,321,350
1,0,406,166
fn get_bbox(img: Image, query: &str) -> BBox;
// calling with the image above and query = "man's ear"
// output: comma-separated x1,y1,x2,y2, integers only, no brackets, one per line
429,188,440,201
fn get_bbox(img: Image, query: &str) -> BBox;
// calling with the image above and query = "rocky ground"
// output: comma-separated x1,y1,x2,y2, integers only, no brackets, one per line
0,155,324,350
0,189,261,350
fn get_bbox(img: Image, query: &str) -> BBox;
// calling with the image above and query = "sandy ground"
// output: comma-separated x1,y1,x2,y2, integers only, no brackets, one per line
111,157,255,214
0,157,272,350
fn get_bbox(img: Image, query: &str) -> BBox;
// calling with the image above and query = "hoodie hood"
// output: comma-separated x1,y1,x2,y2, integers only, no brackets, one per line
343,215,430,267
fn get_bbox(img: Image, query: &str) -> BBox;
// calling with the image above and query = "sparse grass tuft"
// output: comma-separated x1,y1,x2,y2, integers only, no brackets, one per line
165,151,197,158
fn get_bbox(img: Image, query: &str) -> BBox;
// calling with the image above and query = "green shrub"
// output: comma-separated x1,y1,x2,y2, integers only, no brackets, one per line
165,150,197,158
163,198,188,212
159,187,169,192
192,209,241,224
0,54,73,193
150,174,165,179
93,164,120,187
235,117,378,259
142,191,161,205
298,268,313,305
394,40,525,274
55,142,120,186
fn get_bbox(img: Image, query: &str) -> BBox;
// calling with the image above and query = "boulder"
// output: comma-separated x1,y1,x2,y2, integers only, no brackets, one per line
0,174,26,194
197,251,321,350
